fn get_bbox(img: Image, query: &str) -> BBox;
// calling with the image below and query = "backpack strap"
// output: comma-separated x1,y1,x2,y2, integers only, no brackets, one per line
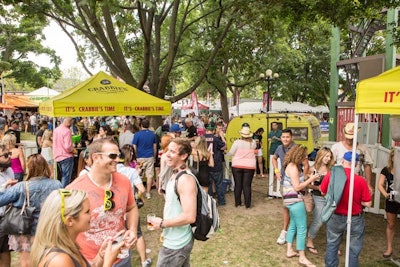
174,170,199,202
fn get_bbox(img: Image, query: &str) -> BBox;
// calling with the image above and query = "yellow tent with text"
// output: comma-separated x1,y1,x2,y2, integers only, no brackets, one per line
39,71,171,117
355,66,400,114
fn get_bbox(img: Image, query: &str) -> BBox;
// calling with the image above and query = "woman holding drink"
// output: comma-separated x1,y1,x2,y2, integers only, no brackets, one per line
282,145,319,267
306,147,335,254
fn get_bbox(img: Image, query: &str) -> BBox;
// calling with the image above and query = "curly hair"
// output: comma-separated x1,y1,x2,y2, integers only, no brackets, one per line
283,145,308,170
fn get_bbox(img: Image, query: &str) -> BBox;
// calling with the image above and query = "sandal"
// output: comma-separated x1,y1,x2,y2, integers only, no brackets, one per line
307,246,318,255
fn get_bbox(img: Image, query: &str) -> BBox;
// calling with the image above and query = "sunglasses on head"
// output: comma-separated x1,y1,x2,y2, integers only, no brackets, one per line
59,189,72,224
0,152,12,158
96,153,121,160
104,189,115,211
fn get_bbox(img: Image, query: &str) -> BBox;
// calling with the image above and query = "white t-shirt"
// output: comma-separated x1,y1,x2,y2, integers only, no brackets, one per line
331,141,373,175
30,115,37,125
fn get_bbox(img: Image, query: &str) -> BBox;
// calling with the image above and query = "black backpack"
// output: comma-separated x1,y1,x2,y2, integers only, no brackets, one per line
175,170,220,241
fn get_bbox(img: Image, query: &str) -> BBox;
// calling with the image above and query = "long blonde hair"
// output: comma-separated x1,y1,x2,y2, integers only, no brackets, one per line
313,147,335,171
193,136,211,160
387,148,395,172
30,190,88,266
1,133,16,149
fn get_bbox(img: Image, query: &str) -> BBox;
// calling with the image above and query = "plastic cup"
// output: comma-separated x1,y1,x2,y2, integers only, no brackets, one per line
147,214,156,231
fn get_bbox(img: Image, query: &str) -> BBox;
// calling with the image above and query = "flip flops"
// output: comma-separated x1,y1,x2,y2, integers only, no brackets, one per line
307,246,318,255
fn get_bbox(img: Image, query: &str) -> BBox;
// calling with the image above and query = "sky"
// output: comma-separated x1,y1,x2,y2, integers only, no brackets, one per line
32,21,103,74
32,21,78,70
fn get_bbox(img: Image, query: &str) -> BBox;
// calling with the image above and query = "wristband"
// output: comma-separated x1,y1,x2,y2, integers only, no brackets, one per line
160,219,165,229
274,168,280,174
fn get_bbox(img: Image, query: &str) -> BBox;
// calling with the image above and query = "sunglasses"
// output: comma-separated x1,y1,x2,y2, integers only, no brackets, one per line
59,189,72,224
104,189,115,211
0,152,12,158
96,153,121,160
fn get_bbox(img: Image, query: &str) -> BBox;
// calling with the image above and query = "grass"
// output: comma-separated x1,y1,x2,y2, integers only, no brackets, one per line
134,177,400,267
10,175,400,267
10,132,400,266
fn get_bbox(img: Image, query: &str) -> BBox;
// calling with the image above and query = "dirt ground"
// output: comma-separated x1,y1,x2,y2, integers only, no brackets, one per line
10,175,400,266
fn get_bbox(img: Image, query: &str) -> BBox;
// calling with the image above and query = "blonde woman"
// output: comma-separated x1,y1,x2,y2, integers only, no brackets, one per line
30,190,124,267
41,129,54,175
191,136,214,192
0,154,62,267
2,133,25,181
306,147,335,254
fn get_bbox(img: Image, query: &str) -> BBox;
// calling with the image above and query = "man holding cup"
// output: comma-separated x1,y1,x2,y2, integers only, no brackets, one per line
148,138,197,267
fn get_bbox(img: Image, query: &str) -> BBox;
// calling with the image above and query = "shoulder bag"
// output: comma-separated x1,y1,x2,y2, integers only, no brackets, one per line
0,181,36,235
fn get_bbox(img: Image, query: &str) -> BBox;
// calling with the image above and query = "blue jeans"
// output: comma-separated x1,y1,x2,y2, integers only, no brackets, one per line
57,157,74,188
231,167,254,208
325,213,365,267
308,195,326,239
208,171,225,205
157,237,194,267
286,201,307,251
112,249,131,267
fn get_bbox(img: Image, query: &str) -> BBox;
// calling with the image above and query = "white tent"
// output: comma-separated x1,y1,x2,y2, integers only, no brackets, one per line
229,100,329,115
26,87,60,96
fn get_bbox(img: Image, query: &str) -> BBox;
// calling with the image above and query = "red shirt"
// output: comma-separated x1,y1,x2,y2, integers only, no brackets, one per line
67,172,134,261
320,167,371,215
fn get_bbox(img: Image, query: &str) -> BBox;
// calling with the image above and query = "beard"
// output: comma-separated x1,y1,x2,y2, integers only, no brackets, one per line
0,162,11,169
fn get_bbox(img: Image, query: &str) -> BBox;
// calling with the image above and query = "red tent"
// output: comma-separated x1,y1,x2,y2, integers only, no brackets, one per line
181,102,209,110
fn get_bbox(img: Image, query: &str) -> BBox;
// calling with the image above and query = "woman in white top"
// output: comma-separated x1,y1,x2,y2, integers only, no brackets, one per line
41,129,54,177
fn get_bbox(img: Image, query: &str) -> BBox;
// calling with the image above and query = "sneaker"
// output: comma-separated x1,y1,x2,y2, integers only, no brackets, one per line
276,230,287,245
145,192,151,199
142,258,152,267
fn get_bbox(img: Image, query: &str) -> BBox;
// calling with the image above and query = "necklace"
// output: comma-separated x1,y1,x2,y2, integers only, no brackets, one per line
88,173,113,189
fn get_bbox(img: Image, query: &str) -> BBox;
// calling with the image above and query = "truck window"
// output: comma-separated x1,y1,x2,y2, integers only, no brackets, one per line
287,127,308,141
270,122,283,130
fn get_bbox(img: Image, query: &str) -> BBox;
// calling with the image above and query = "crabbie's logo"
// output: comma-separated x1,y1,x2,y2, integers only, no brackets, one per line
100,79,111,85
88,80,128,94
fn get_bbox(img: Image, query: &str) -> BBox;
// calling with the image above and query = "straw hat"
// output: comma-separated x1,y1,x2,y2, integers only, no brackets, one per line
239,126,253,138
343,122,360,139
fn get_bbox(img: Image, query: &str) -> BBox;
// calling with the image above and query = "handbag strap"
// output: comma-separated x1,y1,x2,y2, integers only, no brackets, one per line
196,150,200,172
24,181,30,208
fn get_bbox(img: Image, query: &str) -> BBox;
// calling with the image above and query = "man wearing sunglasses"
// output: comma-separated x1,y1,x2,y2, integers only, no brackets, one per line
0,145,16,267
67,138,139,267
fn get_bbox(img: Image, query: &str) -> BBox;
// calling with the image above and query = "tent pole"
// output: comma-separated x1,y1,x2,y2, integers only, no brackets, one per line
345,115,359,267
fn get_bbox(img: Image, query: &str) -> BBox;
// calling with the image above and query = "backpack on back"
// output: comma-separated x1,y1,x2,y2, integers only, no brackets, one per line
321,165,348,223
175,170,220,241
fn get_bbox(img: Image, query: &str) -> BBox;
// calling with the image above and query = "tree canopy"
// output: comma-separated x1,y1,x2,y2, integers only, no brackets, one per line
0,3,61,90
4,0,398,119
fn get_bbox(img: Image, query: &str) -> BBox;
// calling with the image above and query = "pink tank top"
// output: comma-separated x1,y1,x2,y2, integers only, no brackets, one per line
11,157,24,173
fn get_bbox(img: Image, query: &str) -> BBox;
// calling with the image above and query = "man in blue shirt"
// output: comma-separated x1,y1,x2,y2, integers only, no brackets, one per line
132,119,157,199
205,122,227,206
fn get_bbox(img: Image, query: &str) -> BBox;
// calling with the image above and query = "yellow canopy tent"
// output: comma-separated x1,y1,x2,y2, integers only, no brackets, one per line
341,66,400,267
355,66,400,114
39,71,171,117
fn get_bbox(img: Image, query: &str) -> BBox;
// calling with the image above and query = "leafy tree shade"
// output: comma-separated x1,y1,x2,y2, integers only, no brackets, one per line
8,0,398,121
0,4,61,90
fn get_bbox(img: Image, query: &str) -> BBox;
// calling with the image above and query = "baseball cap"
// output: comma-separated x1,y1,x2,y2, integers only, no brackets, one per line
343,151,359,162
170,124,182,133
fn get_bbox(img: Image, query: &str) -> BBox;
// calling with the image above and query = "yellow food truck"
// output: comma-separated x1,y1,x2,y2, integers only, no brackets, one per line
225,113,322,159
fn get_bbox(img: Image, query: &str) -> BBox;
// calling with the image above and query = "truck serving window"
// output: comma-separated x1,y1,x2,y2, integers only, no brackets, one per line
288,127,308,141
